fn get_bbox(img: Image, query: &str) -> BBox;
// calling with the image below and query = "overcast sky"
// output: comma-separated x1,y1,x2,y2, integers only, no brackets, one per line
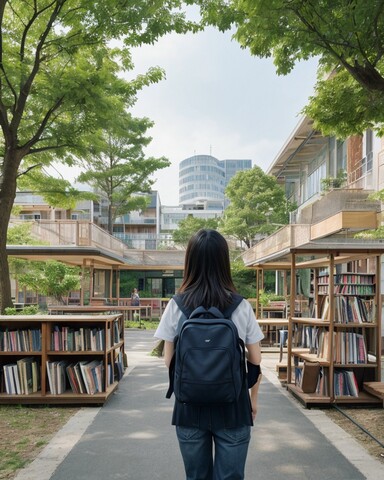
129,26,319,206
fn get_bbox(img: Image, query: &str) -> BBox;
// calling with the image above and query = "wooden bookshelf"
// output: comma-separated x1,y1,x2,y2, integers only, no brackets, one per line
287,254,382,407
0,314,125,404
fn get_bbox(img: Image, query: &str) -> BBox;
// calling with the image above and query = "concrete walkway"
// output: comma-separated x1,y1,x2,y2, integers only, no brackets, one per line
14,330,383,480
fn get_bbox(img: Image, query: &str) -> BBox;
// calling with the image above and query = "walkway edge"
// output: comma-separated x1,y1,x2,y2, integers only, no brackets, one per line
262,367,383,480
13,407,101,480
13,364,139,480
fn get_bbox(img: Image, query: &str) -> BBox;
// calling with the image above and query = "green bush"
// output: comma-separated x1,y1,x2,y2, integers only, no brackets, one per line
4,305,40,315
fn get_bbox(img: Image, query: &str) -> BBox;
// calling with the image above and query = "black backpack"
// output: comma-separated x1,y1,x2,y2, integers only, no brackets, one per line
166,293,246,406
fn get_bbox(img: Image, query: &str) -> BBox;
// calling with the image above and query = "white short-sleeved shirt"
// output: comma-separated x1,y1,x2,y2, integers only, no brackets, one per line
155,298,264,345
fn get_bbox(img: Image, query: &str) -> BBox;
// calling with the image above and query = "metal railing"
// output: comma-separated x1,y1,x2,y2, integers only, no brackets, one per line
348,152,373,186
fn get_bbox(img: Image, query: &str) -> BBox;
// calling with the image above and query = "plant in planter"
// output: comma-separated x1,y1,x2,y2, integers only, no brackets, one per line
258,289,286,306
321,170,347,191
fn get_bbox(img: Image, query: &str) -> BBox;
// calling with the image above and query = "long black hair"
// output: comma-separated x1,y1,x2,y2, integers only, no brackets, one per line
178,229,237,311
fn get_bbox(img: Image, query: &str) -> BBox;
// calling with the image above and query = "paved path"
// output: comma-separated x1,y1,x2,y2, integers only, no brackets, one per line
14,330,384,480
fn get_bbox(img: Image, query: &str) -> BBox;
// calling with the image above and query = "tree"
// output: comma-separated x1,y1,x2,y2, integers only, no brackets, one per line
199,0,384,136
17,261,81,305
77,112,169,234
221,166,294,248
0,1,198,311
172,215,220,246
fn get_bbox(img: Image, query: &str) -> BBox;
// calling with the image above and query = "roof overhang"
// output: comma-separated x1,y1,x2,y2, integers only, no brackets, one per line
267,115,328,178
6,245,127,268
6,245,186,270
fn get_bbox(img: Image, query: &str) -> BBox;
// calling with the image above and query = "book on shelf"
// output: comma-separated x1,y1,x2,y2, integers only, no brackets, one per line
334,332,367,364
46,360,68,395
335,296,375,323
320,296,329,320
79,360,104,394
300,361,320,393
317,330,334,360
113,347,125,382
2,358,40,395
51,325,105,352
0,327,41,352
294,364,303,387
293,325,320,351
316,367,329,396
334,370,359,397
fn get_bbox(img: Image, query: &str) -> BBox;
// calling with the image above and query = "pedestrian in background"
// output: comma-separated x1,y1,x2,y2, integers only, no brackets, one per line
131,288,140,306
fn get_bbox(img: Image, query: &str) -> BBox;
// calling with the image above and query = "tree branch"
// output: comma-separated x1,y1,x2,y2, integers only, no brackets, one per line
11,0,66,132
19,95,65,153
16,163,42,178
25,143,72,155
372,0,384,65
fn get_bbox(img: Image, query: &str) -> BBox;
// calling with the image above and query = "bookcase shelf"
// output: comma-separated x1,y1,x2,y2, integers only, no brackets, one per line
287,253,382,407
0,314,125,405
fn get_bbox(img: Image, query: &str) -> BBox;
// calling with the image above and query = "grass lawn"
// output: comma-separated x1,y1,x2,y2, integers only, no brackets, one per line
124,319,159,330
0,321,160,479
0,405,79,479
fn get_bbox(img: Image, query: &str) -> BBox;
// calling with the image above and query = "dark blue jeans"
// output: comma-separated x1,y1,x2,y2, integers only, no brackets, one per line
176,425,251,480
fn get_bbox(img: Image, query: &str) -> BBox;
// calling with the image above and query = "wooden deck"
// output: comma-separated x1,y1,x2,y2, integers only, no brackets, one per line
363,382,384,405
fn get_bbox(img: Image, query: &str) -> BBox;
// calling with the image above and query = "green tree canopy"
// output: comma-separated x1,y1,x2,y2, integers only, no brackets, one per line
198,0,384,136
0,0,198,311
77,112,169,233
221,166,294,248
172,215,220,246
17,261,81,305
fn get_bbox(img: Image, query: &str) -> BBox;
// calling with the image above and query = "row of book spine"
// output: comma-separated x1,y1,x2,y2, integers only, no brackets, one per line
318,285,375,295
334,370,359,397
334,296,375,323
334,332,367,364
0,354,125,395
295,364,359,397
0,328,42,352
2,357,40,394
317,274,374,285
47,359,105,395
294,326,369,364
51,326,106,352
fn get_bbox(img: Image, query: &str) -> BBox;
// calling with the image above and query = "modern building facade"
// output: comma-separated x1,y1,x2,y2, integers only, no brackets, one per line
179,155,251,209
243,114,384,350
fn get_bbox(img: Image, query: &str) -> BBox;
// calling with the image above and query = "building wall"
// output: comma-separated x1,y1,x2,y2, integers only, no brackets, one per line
179,154,251,208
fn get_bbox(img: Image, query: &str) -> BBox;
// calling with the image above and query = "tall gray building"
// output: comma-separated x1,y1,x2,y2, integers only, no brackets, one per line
179,154,252,209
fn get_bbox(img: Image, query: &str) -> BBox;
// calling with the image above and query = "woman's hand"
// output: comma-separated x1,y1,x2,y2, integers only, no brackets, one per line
251,398,258,420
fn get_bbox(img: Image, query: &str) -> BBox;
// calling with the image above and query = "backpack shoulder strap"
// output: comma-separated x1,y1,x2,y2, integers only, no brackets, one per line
172,293,191,318
223,293,244,318
172,294,193,333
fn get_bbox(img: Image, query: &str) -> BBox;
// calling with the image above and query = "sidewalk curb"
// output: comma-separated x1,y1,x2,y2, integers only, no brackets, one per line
262,365,383,480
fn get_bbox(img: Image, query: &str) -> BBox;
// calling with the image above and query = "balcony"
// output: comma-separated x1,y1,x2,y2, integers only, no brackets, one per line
295,188,380,227
242,225,311,267
243,189,381,267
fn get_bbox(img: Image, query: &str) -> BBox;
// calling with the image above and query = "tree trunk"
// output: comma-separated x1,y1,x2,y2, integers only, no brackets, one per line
108,203,113,234
0,148,22,312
